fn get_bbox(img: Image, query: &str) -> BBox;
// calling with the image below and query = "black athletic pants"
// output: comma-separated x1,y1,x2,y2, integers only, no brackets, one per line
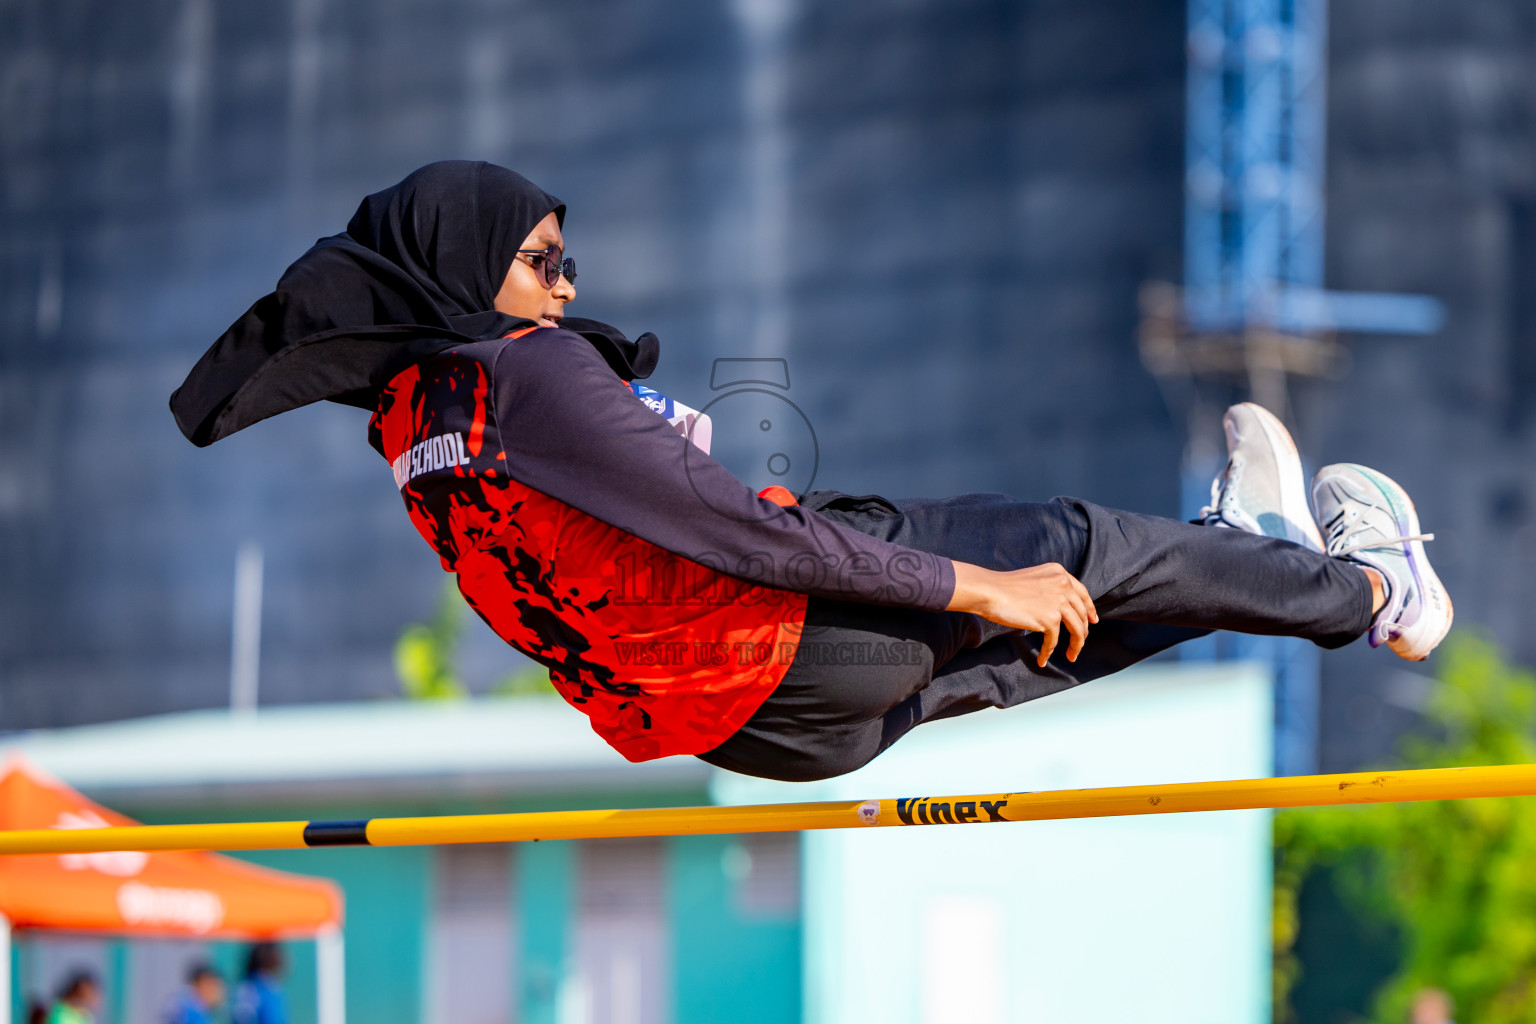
698,490,1375,782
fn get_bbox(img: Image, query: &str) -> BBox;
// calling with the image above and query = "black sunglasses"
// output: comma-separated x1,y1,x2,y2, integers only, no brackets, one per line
516,245,577,288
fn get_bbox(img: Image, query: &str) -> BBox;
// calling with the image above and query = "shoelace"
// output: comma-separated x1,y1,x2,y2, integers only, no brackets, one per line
1198,459,1240,522
1332,531,1435,559
1321,494,1435,558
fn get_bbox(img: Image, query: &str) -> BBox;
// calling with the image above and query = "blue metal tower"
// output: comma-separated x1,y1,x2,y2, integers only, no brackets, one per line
1160,0,1444,776
1184,0,1443,338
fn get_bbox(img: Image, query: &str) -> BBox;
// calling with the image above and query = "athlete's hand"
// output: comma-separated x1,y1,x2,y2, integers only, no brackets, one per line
946,561,1099,667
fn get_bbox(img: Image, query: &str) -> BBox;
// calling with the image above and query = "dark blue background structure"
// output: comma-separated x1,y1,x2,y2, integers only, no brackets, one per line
2,0,1534,777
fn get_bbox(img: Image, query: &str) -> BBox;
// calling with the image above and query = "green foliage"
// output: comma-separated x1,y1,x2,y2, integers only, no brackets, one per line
393,580,558,700
491,663,559,698
393,580,469,700
1274,635,1536,1024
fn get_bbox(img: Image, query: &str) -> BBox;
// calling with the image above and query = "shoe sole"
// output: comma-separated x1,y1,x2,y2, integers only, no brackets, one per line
1325,463,1454,661
1225,403,1325,552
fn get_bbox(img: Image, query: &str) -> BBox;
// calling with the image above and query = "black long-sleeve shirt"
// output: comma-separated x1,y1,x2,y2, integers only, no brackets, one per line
368,326,955,759
486,328,956,609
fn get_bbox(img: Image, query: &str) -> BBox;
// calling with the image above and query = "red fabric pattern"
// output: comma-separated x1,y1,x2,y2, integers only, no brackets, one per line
371,352,806,760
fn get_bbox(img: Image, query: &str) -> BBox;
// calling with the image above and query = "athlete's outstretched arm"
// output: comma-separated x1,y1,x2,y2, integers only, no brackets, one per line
946,562,1097,666
492,328,959,609
492,328,1095,656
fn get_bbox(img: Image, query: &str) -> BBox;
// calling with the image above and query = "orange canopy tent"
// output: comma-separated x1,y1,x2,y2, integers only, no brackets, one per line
0,757,345,1024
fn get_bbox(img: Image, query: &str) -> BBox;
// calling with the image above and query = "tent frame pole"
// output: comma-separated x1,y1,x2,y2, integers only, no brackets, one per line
316,925,345,1024
0,914,11,1024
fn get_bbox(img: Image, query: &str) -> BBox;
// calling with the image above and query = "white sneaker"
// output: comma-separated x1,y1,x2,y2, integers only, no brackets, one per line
1202,403,1325,552
1311,463,1453,661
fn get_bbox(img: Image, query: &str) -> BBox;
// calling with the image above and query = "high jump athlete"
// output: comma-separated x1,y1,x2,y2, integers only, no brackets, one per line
172,162,1451,781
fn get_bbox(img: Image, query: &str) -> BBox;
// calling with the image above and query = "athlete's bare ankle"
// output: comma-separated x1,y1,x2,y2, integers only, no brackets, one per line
1361,567,1386,615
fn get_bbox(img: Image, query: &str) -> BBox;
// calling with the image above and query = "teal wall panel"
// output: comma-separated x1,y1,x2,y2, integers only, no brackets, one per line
240,847,430,1024
8,941,19,1024
272,934,319,1024
107,940,127,1024
668,835,801,1024
123,785,708,1024
517,840,574,1024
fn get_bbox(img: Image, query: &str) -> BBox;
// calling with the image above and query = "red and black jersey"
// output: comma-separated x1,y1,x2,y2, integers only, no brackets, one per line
368,326,955,760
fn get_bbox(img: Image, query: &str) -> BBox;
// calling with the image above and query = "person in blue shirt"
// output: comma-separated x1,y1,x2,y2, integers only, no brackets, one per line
231,944,287,1024
164,964,223,1024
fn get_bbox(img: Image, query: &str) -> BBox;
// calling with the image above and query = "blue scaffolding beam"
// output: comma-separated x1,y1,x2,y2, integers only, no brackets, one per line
1180,0,1443,775
1185,0,1444,335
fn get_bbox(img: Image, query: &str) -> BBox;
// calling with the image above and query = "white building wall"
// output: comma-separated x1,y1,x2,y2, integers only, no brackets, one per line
717,661,1275,1024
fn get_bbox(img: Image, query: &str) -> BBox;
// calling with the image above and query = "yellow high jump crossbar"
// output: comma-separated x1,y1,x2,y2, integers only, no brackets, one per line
1,763,1533,855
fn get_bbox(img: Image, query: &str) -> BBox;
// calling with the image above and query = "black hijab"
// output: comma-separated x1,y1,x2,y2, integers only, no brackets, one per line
170,160,658,447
